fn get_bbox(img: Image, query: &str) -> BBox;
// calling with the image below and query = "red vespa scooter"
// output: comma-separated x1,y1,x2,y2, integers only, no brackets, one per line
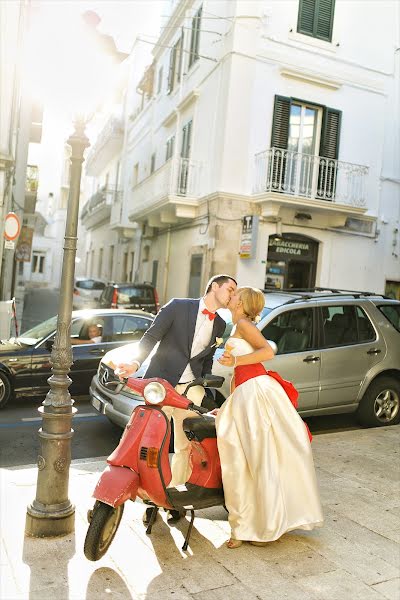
84,374,225,561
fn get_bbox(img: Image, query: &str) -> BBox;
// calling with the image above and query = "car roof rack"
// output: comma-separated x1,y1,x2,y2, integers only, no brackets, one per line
264,287,390,305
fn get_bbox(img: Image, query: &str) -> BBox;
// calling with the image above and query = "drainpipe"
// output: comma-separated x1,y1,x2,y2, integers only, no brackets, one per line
162,227,171,302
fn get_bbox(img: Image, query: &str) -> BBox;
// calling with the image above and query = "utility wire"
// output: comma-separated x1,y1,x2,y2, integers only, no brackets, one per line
137,36,218,63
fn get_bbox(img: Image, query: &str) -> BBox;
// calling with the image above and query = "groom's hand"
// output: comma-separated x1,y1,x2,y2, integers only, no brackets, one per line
114,362,139,381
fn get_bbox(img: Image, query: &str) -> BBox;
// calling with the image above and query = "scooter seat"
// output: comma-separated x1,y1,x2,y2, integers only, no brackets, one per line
183,416,217,442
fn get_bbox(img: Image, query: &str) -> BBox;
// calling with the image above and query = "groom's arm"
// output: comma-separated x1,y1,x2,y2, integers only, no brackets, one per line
133,299,176,366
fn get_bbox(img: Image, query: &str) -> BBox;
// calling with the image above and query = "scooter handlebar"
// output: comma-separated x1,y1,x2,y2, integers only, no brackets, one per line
190,404,209,415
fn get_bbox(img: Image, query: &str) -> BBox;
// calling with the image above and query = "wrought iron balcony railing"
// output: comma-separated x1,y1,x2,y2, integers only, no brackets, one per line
254,147,368,208
80,185,122,221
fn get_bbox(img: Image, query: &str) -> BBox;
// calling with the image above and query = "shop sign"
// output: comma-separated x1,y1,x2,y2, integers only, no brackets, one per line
268,236,312,257
239,215,258,259
15,226,34,262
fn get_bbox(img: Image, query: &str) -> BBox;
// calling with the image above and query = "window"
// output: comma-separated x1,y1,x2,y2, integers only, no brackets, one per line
157,66,163,94
32,252,45,274
166,136,175,161
133,163,139,186
297,0,335,42
189,5,202,68
105,315,152,343
321,305,375,347
378,304,400,333
167,36,182,93
262,308,314,354
270,95,341,200
18,261,24,275
150,153,156,174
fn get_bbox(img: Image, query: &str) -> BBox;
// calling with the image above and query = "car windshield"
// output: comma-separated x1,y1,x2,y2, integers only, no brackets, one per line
18,315,58,345
117,287,153,304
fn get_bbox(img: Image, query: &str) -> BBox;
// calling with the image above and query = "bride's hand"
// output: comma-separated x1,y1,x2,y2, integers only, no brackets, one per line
218,351,236,367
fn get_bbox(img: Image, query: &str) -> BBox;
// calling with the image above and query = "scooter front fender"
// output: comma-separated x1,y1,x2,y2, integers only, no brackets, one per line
93,465,139,508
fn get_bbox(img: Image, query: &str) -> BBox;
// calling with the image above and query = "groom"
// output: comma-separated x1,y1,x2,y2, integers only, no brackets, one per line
115,274,237,495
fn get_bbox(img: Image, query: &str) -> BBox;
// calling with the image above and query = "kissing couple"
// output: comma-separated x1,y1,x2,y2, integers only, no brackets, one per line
116,274,323,547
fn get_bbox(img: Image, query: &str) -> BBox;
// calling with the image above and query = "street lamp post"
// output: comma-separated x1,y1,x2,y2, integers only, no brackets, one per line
25,117,89,537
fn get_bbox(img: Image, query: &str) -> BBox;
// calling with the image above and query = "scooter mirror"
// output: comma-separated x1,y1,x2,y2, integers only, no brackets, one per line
202,374,224,388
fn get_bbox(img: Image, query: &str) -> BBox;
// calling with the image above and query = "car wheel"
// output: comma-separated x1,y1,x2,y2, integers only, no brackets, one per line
357,376,400,427
0,371,13,409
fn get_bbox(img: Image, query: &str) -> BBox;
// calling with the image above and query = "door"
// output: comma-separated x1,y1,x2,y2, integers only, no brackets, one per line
286,103,322,196
188,254,203,298
318,304,385,407
261,306,320,409
31,318,86,397
287,260,313,289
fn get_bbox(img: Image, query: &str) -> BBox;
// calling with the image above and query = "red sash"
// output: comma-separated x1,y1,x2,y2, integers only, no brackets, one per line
234,364,312,442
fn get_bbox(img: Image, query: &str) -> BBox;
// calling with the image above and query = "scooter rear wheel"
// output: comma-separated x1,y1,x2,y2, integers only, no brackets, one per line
84,501,124,561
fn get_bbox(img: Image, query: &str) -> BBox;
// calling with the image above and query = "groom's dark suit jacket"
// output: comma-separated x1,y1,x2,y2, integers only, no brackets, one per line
134,298,226,387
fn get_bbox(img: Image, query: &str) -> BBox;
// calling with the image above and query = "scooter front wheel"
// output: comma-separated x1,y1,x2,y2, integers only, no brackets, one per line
84,501,124,561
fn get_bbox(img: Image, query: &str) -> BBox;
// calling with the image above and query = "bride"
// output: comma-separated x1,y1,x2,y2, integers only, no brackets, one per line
215,286,323,548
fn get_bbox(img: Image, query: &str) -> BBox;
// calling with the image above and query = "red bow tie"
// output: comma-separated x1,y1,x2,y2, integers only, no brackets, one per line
202,308,217,321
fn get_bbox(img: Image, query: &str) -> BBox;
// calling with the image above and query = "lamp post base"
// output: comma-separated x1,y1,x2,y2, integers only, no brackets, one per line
25,500,75,537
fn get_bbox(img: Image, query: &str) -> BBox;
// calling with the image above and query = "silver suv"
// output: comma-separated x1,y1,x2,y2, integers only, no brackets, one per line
90,289,400,428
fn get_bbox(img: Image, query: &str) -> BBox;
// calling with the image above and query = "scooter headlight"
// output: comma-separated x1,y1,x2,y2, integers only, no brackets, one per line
144,382,166,405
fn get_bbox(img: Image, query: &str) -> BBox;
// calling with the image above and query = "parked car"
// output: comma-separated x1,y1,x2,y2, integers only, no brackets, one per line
98,282,159,315
0,309,154,408
90,290,400,429
73,278,106,309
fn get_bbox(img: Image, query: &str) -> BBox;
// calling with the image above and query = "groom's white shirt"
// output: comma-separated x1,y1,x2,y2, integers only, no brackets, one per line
178,298,215,383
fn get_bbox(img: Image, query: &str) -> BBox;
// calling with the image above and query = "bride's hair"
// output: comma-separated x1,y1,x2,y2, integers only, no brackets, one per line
237,287,265,321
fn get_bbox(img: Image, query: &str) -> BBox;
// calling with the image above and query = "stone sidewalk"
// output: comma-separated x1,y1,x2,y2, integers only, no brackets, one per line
1,426,399,600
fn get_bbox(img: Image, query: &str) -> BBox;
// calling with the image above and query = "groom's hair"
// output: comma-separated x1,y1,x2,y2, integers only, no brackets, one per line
205,274,237,294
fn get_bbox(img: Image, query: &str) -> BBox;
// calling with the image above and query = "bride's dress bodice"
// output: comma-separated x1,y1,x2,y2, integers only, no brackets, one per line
226,337,254,357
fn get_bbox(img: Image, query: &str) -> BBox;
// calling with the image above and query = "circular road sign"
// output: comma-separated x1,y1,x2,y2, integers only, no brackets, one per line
4,212,21,241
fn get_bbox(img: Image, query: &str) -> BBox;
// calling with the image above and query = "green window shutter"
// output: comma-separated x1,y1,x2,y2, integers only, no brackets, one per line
269,96,291,191
317,106,341,199
298,0,315,36
297,0,335,42
189,5,202,68
270,95,291,150
319,107,341,159
167,47,176,94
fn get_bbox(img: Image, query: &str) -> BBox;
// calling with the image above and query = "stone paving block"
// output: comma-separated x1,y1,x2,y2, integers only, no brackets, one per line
372,578,400,600
216,544,321,600
298,569,386,599
322,507,400,568
191,582,259,600
145,585,195,600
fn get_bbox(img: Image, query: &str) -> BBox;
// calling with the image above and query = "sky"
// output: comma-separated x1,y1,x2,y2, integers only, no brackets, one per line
27,0,169,200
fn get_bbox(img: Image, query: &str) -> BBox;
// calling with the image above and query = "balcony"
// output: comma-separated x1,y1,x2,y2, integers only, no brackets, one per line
85,116,124,176
128,157,203,224
81,185,121,229
253,148,369,221
25,165,39,214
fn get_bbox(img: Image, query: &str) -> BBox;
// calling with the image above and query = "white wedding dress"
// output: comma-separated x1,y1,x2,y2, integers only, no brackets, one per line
216,337,323,542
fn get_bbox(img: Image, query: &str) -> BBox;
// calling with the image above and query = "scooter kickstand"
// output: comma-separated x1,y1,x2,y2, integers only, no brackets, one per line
145,506,159,535
182,510,195,551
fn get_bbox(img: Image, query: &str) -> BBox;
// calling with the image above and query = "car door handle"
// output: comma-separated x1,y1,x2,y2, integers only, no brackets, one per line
303,355,320,363
89,349,105,355
367,348,381,355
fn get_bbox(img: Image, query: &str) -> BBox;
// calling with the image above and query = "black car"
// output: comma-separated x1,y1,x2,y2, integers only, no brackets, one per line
0,309,154,409
98,282,160,314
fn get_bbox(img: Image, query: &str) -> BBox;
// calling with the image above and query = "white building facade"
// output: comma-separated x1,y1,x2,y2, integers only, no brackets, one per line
88,0,400,302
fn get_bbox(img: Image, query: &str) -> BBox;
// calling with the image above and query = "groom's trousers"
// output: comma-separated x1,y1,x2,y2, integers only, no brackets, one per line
163,384,205,487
